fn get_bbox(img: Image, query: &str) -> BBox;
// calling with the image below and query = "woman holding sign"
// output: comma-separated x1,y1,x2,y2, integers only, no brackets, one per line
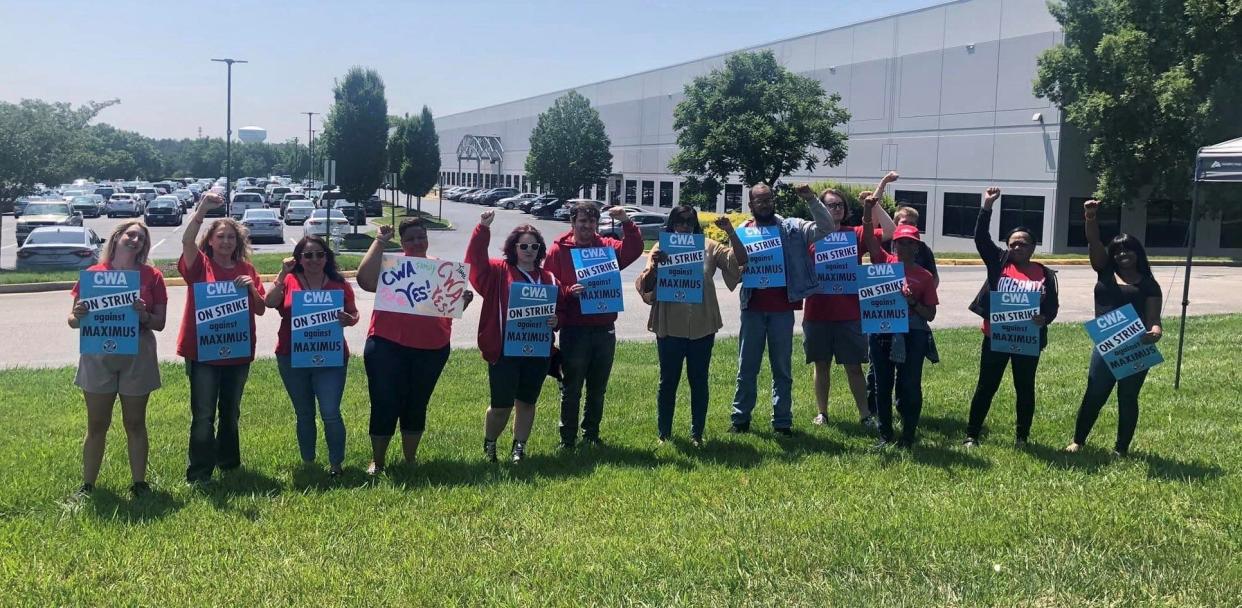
1066,200,1163,457
177,193,267,485
635,206,747,446
67,220,166,498
265,235,360,476
356,218,474,474
467,211,561,463
963,187,1060,449
860,196,939,449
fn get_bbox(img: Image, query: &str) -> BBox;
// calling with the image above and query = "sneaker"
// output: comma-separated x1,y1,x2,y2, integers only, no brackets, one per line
1111,448,1129,458
872,438,895,450
1014,438,1029,449
896,437,915,450
773,427,794,438
484,439,498,463
128,481,151,498
727,423,750,434
556,440,576,451
812,413,829,426
366,461,385,476
329,467,343,478
74,483,95,498
690,435,704,448
657,434,670,445
1064,442,1082,454
963,437,980,449
582,435,603,447
861,415,879,430
511,441,526,464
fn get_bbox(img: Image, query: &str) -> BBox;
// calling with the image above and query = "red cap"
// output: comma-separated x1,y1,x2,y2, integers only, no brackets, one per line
893,224,922,242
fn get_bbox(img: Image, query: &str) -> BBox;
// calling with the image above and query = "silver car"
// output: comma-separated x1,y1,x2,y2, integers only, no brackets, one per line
16,201,83,245
16,226,102,271
107,193,144,218
283,200,316,225
242,208,285,244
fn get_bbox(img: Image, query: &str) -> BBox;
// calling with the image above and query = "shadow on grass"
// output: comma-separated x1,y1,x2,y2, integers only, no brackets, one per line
1026,442,1114,474
290,463,372,493
675,436,765,469
1141,453,1224,482
381,442,678,488
917,414,970,443
86,487,185,523
197,467,284,518
767,430,850,460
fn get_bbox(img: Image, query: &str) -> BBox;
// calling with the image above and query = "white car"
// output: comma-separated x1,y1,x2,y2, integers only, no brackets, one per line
229,193,266,219
303,209,351,239
106,193,144,218
283,200,316,225
16,227,103,271
497,192,541,210
242,209,285,244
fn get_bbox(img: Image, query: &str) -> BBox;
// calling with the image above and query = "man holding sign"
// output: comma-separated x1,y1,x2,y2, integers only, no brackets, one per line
544,202,643,449
1067,199,1163,457
468,211,563,463
729,183,836,437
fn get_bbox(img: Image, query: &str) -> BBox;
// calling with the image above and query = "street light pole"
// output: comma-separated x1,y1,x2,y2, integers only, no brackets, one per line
211,58,247,203
301,111,317,183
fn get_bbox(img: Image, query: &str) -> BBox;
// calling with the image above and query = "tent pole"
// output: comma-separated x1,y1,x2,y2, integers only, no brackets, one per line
1174,171,1200,390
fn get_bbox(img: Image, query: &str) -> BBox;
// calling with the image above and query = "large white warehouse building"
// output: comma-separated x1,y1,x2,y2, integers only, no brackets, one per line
435,0,1239,255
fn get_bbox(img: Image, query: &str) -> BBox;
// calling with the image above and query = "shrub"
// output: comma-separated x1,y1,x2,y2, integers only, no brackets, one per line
698,211,751,243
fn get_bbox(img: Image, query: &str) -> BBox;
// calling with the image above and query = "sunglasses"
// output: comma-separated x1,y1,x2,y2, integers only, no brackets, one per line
517,243,543,251
300,251,327,260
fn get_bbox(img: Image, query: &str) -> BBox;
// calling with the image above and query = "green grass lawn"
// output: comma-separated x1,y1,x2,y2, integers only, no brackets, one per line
0,253,364,285
373,204,453,230
1,318,1239,605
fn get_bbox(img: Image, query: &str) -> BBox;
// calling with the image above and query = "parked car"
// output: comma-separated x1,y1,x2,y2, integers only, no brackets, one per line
69,195,103,218
479,188,519,206
93,186,117,201
441,186,468,200
16,201,82,245
241,208,284,244
14,195,46,217
328,200,367,225
466,188,500,204
240,187,267,204
520,195,556,213
279,193,309,217
145,197,183,226
15,226,102,271
497,192,540,210
364,194,383,217
601,204,646,216
106,193,144,218
599,211,668,240
447,187,479,201
172,189,195,209
133,186,158,203
283,200,316,225
267,186,291,208
303,209,351,239
530,198,567,219
229,193,266,219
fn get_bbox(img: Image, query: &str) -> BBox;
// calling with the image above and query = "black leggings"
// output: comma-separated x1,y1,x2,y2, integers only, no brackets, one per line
1074,350,1148,453
966,337,1041,440
363,336,450,437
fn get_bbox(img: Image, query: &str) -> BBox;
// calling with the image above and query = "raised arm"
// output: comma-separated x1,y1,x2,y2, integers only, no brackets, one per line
356,224,393,293
860,195,889,264
975,187,1004,263
870,172,899,241
610,207,645,269
466,212,500,296
182,193,223,273
263,257,296,309
795,184,837,241
1083,199,1110,272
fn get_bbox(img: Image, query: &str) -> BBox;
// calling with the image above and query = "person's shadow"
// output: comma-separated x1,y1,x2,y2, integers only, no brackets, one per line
381,442,677,489
85,486,185,523
197,467,284,519
1139,453,1223,482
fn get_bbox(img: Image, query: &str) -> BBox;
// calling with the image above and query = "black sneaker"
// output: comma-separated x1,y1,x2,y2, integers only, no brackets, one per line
657,434,670,445
582,435,603,447
128,481,151,498
727,423,750,434
690,435,704,448
557,440,576,451
963,436,980,449
74,483,95,498
773,427,794,438
1014,437,1029,449
484,439,499,463
511,441,526,464
896,437,916,450
861,415,879,430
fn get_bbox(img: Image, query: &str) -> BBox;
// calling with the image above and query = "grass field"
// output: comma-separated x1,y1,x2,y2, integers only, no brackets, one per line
1,318,1239,606
0,253,364,285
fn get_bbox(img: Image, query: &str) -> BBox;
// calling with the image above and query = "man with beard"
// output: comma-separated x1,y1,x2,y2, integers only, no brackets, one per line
729,183,836,437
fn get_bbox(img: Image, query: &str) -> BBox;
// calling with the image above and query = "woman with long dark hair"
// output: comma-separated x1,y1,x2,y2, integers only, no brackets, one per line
1066,199,1163,456
963,187,1060,448
467,210,562,463
265,235,360,476
635,205,747,446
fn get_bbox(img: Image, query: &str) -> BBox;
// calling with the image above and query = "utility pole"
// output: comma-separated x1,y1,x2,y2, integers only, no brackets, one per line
301,111,318,184
211,58,248,202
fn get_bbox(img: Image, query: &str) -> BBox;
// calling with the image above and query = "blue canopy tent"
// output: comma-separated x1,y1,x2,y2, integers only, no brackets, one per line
1175,136,1242,388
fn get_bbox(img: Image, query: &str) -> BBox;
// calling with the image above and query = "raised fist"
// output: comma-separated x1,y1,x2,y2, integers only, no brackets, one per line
480,210,495,227
608,207,629,223
376,224,395,243
984,187,1001,206
712,215,734,232
281,256,297,273
1083,199,1100,220
882,171,899,184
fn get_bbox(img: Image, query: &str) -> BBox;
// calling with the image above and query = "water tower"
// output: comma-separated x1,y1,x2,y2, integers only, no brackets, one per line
238,126,267,143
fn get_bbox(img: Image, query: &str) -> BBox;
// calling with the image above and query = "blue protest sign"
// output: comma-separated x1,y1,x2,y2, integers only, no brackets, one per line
504,282,557,357
813,231,859,296
291,290,344,368
571,247,623,314
193,281,251,362
78,270,140,355
656,232,705,304
989,291,1041,357
858,263,907,334
1084,304,1164,380
738,225,786,288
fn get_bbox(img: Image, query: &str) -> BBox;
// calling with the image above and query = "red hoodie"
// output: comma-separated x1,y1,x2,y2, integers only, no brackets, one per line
543,220,644,327
466,224,566,363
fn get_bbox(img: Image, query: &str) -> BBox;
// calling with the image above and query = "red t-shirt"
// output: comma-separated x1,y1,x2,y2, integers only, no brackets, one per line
803,226,881,322
175,251,265,364
982,263,1047,334
71,263,169,310
870,250,939,330
366,255,454,350
273,273,359,356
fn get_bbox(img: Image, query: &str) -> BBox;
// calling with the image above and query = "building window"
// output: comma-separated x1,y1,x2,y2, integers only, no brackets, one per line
1066,197,1121,247
893,190,928,232
1222,206,1242,249
1146,199,1190,248
725,184,743,211
941,192,980,238
999,195,1045,245
521,176,527,192
625,180,637,204
596,181,607,201
641,180,655,206
659,181,674,208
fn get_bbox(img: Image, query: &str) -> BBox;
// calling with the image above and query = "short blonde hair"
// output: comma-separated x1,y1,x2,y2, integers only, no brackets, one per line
895,206,920,223
197,218,252,263
100,220,152,266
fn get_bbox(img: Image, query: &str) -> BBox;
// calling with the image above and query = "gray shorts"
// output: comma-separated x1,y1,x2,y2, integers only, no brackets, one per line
803,319,868,365
74,329,161,396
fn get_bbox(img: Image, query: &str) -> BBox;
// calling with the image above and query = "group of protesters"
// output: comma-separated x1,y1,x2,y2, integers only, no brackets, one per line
67,177,1163,497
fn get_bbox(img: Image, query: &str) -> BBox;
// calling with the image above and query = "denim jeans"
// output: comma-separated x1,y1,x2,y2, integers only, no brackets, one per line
277,355,348,467
730,310,795,429
559,324,617,443
966,337,1041,441
185,359,251,482
869,331,929,443
656,334,716,438
1073,350,1149,453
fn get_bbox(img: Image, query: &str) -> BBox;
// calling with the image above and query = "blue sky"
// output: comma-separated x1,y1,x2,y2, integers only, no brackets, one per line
1,0,946,143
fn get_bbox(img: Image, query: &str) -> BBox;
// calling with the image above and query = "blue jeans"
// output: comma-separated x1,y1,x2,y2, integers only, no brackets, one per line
657,334,716,438
277,355,349,467
185,360,251,482
870,331,929,442
731,310,795,429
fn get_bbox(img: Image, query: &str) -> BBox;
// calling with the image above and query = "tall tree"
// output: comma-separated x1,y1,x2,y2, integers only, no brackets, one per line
1034,0,1242,208
402,105,440,213
524,90,612,202
669,50,850,210
325,66,389,232
387,115,409,209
